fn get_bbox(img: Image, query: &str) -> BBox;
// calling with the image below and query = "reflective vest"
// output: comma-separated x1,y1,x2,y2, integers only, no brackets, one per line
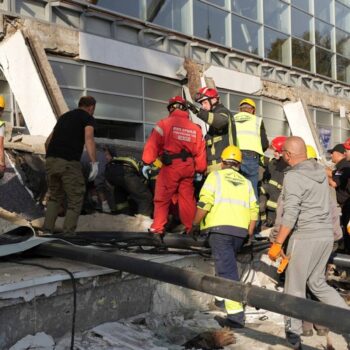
0,120,5,127
198,168,258,235
234,112,263,155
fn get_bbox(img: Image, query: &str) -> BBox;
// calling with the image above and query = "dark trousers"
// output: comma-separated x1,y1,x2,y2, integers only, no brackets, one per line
44,157,85,233
240,151,260,199
209,233,245,322
105,163,153,217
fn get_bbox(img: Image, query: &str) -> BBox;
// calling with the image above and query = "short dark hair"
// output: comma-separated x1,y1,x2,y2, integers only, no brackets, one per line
78,96,96,108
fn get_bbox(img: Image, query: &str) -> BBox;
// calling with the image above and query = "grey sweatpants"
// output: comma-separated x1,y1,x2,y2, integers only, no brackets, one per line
284,233,349,336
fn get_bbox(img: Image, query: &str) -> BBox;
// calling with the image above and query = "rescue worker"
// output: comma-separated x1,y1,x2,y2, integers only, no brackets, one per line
328,143,350,252
190,145,258,328
233,98,269,198
0,96,6,179
104,147,153,230
344,137,350,161
44,96,98,233
142,96,206,236
188,87,237,173
260,136,287,228
268,136,350,350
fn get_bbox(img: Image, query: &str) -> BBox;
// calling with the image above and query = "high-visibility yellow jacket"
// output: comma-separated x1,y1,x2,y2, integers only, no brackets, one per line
197,168,259,237
234,112,264,155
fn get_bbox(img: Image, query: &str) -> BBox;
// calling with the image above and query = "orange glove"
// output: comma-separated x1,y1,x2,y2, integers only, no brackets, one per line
268,242,282,261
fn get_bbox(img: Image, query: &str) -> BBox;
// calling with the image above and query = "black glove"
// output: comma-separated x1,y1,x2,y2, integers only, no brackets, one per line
188,223,200,240
186,101,202,114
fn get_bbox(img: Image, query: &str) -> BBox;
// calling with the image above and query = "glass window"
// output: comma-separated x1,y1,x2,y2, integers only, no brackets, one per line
144,78,181,101
292,39,312,71
146,0,190,34
206,0,227,7
315,20,332,49
316,110,332,125
15,0,46,19
336,28,350,58
291,8,311,41
89,91,143,122
231,0,258,21
86,67,142,96
262,101,285,121
95,120,143,141
264,28,290,64
50,61,83,87
335,1,350,32
314,0,331,22
291,0,309,12
316,48,333,77
232,15,260,55
52,7,80,28
145,100,168,122
337,55,350,83
96,0,142,19
61,88,84,110
193,0,228,45
264,0,289,33
263,118,290,136
84,16,112,37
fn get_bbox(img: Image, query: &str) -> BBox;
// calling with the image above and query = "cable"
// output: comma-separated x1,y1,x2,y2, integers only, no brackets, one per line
10,259,77,350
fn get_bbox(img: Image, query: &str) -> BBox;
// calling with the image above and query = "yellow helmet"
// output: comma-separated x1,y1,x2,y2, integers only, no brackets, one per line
221,145,242,163
0,96,5,109
306,145,317,159
239,98,256,109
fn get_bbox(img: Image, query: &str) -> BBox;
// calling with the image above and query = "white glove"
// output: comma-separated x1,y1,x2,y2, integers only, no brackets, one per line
88,161,99,182
142,165,151,179
194,173,203,182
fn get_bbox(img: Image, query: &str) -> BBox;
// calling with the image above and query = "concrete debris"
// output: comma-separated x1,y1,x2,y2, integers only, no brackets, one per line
9,332,55,350
34,212,151,233
6,135,47,154
0,153,44,220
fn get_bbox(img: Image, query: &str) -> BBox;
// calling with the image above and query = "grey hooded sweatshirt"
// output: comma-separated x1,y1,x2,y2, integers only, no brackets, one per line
281,159,333,239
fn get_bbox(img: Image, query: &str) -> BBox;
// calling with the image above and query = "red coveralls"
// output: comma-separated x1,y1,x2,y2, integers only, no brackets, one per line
142,108,207,233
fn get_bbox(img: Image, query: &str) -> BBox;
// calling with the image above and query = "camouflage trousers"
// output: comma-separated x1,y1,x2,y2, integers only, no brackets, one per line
44,157,85,233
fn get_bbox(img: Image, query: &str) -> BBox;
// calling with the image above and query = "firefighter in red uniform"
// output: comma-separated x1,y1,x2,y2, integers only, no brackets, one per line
142,96,207,236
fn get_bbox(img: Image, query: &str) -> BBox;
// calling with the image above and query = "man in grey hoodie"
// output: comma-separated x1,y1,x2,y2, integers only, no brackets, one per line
269,136,349,350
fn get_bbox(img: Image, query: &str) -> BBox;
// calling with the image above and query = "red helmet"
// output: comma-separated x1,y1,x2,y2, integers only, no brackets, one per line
344,137,350,150
271,136,287,153
167,96,187,111
194,87,219,103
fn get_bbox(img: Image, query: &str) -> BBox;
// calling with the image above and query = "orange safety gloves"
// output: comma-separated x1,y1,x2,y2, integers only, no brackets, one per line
268,242,282,261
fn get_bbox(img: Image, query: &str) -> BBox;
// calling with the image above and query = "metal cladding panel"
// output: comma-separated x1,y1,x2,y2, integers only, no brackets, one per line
204,65,261,94
0,31,57,136
283,100,320,158
79,32,184,80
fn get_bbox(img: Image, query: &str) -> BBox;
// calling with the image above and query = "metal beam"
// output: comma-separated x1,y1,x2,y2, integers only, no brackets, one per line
34,242,350,335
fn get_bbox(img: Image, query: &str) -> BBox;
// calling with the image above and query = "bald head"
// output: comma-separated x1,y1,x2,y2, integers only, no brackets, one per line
282,136,307,166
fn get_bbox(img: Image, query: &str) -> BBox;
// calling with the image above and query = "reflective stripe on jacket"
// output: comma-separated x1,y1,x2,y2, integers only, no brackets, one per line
202,103,237,172
142,109,207,173
234,112,263,155
112,156,141,173
198,168,259,236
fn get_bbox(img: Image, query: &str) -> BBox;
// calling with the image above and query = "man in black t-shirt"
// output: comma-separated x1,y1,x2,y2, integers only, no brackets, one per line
43,96,98,233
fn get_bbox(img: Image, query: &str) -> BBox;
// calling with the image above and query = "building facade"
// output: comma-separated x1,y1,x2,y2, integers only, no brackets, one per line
0,0,349,149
